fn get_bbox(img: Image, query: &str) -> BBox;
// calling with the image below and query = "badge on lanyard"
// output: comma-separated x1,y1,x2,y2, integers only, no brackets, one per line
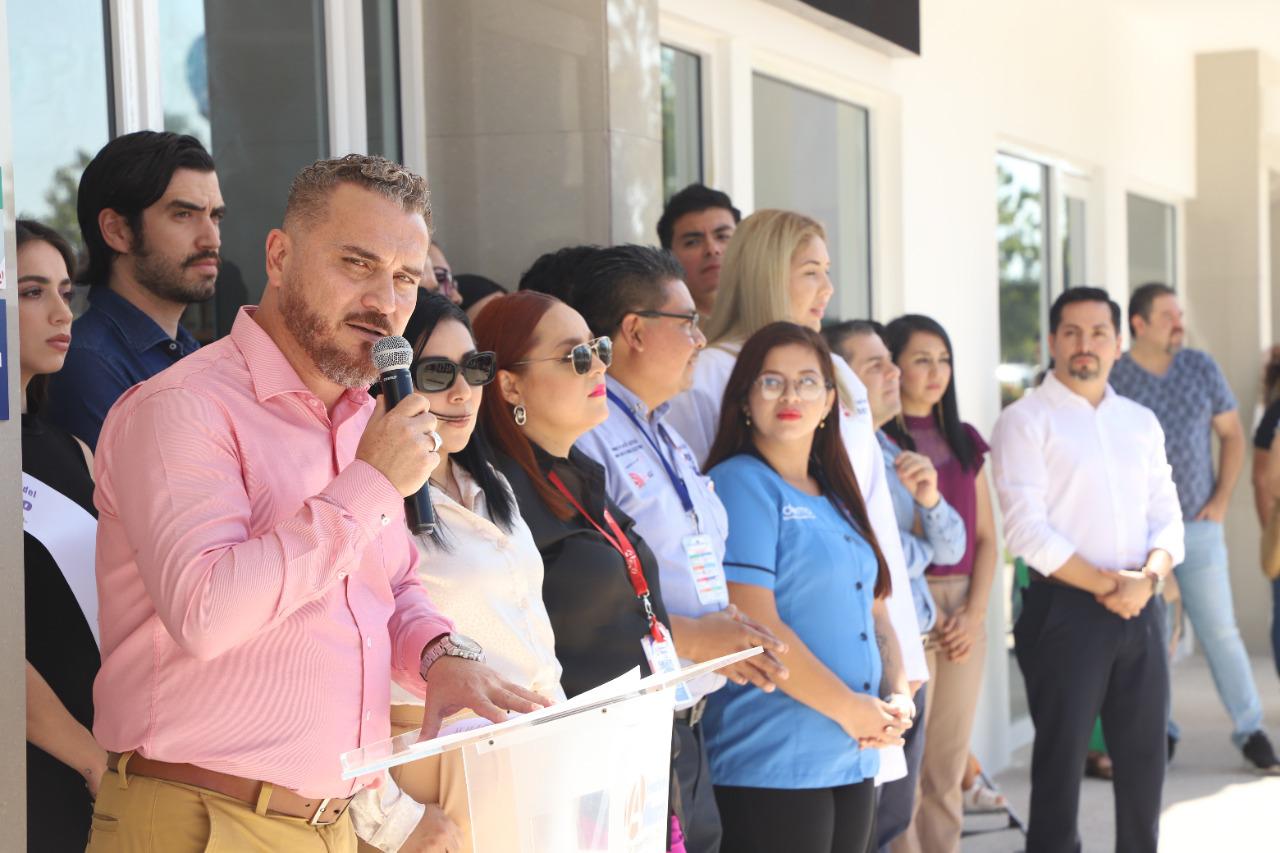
683,533,729,607
642,621,692,705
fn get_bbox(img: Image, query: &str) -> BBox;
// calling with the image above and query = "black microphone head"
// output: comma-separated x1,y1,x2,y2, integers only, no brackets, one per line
372,336,414,374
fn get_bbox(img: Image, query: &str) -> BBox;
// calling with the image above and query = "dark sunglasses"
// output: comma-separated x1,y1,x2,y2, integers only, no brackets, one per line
412,352,497,392
512,336,612,375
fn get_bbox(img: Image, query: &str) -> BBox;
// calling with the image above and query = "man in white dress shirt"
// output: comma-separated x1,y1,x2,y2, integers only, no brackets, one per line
991,287,1184,853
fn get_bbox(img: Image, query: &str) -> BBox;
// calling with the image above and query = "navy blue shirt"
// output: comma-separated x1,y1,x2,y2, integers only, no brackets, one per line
45,287,200,449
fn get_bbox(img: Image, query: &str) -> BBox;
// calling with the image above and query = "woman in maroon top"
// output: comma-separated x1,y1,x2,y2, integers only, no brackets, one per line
882,314,997,853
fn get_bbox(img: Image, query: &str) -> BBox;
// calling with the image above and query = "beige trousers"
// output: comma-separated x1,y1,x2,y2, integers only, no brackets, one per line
891,575,987,853
355,704,472,853
85,763,356,853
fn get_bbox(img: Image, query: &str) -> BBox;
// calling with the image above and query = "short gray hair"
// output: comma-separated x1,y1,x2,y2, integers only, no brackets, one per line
285,154,432,230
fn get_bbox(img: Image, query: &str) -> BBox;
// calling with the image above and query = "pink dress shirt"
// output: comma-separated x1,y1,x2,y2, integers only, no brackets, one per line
91,307,453,799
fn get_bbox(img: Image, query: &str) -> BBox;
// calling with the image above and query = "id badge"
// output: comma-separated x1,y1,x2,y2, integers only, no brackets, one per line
684,533,729,607
642,622,692,705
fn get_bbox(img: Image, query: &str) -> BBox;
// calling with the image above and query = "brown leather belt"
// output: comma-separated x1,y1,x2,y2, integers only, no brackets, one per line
108,752,354,826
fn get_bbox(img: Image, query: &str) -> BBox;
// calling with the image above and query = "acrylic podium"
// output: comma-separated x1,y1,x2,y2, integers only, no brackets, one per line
341,648,760,853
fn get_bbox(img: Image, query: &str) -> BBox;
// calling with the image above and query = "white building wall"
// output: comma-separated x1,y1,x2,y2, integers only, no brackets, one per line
660,0,1203,770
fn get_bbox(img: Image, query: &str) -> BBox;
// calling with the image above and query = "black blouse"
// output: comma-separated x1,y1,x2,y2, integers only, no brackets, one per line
22,414,100,850
497,444,670,699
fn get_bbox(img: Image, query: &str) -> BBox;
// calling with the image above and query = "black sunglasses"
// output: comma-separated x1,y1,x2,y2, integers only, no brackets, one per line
412,352,497,392
512,336,613,375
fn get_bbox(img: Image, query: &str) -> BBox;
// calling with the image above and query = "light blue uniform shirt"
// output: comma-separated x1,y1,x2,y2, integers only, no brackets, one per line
877,431,967,634
702,453,881,789
576,376,731,702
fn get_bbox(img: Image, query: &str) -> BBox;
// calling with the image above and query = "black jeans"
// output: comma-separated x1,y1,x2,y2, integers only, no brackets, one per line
715,779,876,853
672,718,723,853
1015,582,1169,853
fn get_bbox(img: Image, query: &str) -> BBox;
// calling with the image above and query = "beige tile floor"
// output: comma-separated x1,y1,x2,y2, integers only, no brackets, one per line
962,654,1280,852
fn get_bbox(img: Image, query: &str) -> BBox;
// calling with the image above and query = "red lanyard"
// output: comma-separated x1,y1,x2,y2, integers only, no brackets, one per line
547,471,663,641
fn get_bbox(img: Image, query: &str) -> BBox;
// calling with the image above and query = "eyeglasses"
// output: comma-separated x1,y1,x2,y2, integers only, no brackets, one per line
412,352,497,392
754,373,832,402
512,336,612,375
632,309,700,335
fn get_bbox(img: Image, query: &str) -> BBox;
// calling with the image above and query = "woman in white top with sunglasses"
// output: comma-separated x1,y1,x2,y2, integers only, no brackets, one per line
353,293,564,853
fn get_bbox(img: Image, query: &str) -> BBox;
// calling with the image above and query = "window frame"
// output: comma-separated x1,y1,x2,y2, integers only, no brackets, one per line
1125,188,1183,294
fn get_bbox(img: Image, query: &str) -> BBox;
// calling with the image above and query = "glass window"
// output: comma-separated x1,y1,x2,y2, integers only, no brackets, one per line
363,0,402,162
1127,193,1177,289
6,0,112,248
1062,195,1086,290
753,74,871,320
660,45,703,201
996,152,1049,407
161,0,329,342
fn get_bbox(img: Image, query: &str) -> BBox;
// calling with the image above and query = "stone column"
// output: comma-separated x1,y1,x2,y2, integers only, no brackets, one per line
1186,50,1273,650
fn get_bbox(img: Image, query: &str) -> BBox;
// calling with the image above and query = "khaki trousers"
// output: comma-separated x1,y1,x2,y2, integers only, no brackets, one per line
891,575,987,853
355,704,472,853
85,761,357,853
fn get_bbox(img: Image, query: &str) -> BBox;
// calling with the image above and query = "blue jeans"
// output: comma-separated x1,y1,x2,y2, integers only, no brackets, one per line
1271,577,1280,680
1175,520,1264,745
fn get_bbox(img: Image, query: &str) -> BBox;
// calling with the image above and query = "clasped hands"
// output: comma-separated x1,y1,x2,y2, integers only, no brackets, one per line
1095,568,1156,619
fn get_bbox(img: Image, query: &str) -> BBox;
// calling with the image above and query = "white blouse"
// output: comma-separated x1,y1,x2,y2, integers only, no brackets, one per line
391,462,566,706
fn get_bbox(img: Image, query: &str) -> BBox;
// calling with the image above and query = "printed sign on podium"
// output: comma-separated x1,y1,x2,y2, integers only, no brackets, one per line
341,648,761,853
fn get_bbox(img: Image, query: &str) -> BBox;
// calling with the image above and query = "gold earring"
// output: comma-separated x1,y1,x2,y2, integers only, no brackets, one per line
513,404,527,426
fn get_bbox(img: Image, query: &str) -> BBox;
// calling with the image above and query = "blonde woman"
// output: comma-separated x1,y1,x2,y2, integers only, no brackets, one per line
666,209,930,793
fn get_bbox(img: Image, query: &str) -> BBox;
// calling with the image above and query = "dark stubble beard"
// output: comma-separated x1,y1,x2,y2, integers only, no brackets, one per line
279,274,390,388
132,233,218,304
1068,355,1101,381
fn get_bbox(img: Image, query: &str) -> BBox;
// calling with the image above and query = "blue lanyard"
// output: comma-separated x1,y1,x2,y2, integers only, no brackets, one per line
607,389,698,523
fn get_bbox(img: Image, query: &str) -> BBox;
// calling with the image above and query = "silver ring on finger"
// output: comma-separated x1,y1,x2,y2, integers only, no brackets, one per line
427,430,443,453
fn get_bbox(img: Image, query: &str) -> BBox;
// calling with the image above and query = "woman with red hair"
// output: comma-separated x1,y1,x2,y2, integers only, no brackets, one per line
473,291,672,698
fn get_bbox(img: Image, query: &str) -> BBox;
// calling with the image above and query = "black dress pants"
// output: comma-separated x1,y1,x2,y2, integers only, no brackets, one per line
1014,581,1169,853
715,779,876,853
673,718,723,853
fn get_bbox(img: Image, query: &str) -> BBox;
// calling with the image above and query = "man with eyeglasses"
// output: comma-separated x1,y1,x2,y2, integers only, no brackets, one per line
571,244,788,853
427,241,463,306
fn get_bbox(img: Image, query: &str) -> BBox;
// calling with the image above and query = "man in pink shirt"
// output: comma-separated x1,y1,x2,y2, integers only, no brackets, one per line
86,155,547,852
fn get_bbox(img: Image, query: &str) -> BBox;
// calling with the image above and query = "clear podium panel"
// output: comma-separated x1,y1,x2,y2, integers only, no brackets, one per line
463,687,674,853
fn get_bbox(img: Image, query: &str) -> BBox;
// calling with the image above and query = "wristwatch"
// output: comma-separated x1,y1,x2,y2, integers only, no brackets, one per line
419,632,486,680
1142,567,1166,596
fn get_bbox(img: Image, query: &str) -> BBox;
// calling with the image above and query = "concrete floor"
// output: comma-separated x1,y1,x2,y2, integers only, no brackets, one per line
962,654,1280,852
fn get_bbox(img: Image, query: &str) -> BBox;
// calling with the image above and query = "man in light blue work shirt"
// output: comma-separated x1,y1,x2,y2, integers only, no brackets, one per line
571,244,787,853
827,319,968,850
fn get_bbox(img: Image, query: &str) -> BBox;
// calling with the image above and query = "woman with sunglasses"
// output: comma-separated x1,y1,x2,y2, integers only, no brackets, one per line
701,322,911,853
352,294,564,853
474,291,672,699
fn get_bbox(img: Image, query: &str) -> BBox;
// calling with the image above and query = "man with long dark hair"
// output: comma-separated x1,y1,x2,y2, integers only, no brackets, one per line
992,287,1183,853
45,131,224,448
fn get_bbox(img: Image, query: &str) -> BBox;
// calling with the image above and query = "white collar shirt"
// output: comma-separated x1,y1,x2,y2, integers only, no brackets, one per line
990,372,1185,576
390,463,565,706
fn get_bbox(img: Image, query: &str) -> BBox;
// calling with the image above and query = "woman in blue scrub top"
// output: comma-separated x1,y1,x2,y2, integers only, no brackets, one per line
702,322,913,853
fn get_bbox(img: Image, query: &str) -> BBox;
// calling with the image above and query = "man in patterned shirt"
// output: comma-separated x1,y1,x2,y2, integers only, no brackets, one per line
1110,282,1279,772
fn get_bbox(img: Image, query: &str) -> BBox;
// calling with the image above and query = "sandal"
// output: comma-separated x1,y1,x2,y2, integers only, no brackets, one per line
962,781,1007,814
1084,750,1114,781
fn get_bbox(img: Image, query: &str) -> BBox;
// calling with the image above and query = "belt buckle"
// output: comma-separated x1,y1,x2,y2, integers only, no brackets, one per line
308,797,333,826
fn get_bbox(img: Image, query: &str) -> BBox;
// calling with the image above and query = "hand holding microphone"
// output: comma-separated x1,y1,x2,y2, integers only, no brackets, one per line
355,336,440,534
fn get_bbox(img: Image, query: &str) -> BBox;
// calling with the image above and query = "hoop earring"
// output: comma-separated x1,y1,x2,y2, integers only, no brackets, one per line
513,404,527,426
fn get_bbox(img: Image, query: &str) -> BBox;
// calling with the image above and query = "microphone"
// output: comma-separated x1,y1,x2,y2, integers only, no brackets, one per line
372,336,436,536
